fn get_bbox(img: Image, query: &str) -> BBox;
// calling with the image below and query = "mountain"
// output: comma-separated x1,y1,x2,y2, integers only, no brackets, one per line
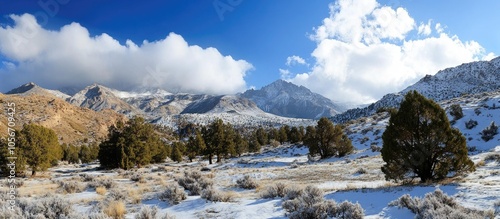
0,93,125,144
6,82,71,99
333,57,500,123
68,84,142,116
181,95,265,115
241,80,347,119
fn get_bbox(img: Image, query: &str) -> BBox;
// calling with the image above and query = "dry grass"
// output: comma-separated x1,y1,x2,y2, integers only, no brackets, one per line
96,186,107,195
103,200,126,219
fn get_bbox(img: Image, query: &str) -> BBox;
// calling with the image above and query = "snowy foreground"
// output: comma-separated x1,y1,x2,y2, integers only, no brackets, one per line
9,142,499,219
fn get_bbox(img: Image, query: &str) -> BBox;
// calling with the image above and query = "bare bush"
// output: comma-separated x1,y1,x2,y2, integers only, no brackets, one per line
134,206,175,219
201,187,236,202
89,178,116,189
282,185,363,219
159,184,187,205
57,180,86,194
236,175,258,189
16,194,75,218
260,182,288,199
130,173,146,183
177,171,213,195
390,189,493,219
107,189,128,202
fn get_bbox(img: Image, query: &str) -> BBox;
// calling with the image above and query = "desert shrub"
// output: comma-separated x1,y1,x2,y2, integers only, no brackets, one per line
282,185,363,219
260,182,288,199
481,121,498,142
390,189,492,219
370,145,381,152
201,187,236,202
177,171,213,195
284,186,303,201
355,168,367,175
449,104,464,120
465,119,478,129
57,180,86,194
103,201,126,219
236,175,258,189
80,173,97,182
107,189,128,202
17,195,74,218
130,173,146,183
135,206,158,219
87,212,113,219
159,184,187,205
89,178,116,189
484,154,500,162
96,186,107,195
135,206,177,219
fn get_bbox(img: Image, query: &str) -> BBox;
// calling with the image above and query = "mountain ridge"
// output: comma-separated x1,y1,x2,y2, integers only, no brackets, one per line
333,57,500,123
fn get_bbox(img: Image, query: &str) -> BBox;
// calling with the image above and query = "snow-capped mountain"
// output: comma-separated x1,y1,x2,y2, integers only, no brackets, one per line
241,80,347,119
6,82,71,99
334,57,500,123
68,84,142,115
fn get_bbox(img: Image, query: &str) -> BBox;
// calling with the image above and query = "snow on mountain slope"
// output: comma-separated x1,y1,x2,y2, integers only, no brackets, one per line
334,57,500,123
345,90,500,153
68,84,142,116
6,82,71,99
241,79,347,119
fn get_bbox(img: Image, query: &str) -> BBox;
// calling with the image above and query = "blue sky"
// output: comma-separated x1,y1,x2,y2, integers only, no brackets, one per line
0,0,498,104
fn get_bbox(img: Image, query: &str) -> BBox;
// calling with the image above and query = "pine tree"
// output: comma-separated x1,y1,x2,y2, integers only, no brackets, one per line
278,126,289,144
289,126,303,144
381,91,475,182
186,130,205,162
170,142,184,163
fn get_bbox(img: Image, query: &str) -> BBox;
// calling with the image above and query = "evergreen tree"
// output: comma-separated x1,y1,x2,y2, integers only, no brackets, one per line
234,133,249,157
0,138,28,177
186,130,205,162
17,124,62,176
289,126,303,144
62,143,80,164
303,118,353,159
381,91,475,182
255,127,268,145
170,142,184,163
98,117,168,169
278,126,289,144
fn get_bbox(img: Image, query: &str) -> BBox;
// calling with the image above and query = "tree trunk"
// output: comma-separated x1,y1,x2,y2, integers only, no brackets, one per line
208,154,213,164
31,170,36,176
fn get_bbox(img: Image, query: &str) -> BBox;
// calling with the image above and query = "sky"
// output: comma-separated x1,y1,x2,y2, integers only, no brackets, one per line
0,0,498,104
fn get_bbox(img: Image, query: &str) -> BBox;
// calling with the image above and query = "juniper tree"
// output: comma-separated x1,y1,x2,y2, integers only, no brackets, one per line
16,124,62,176
304,117,353,159
98,117,167,169
381,91,475,182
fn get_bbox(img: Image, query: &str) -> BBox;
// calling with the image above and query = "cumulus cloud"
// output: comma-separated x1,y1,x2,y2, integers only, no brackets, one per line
289,0,493,104
0,14,253,94
286,55,307,66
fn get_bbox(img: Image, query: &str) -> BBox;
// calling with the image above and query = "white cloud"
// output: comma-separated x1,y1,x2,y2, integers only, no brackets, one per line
418,20,432,36
279,68,291,79
286,55,307,66
0,14,253,94
290,0,493,104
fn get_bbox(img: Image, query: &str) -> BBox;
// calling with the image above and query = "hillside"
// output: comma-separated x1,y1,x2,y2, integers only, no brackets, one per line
334,57,500,123
0,93,125,144
241,79,347,119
